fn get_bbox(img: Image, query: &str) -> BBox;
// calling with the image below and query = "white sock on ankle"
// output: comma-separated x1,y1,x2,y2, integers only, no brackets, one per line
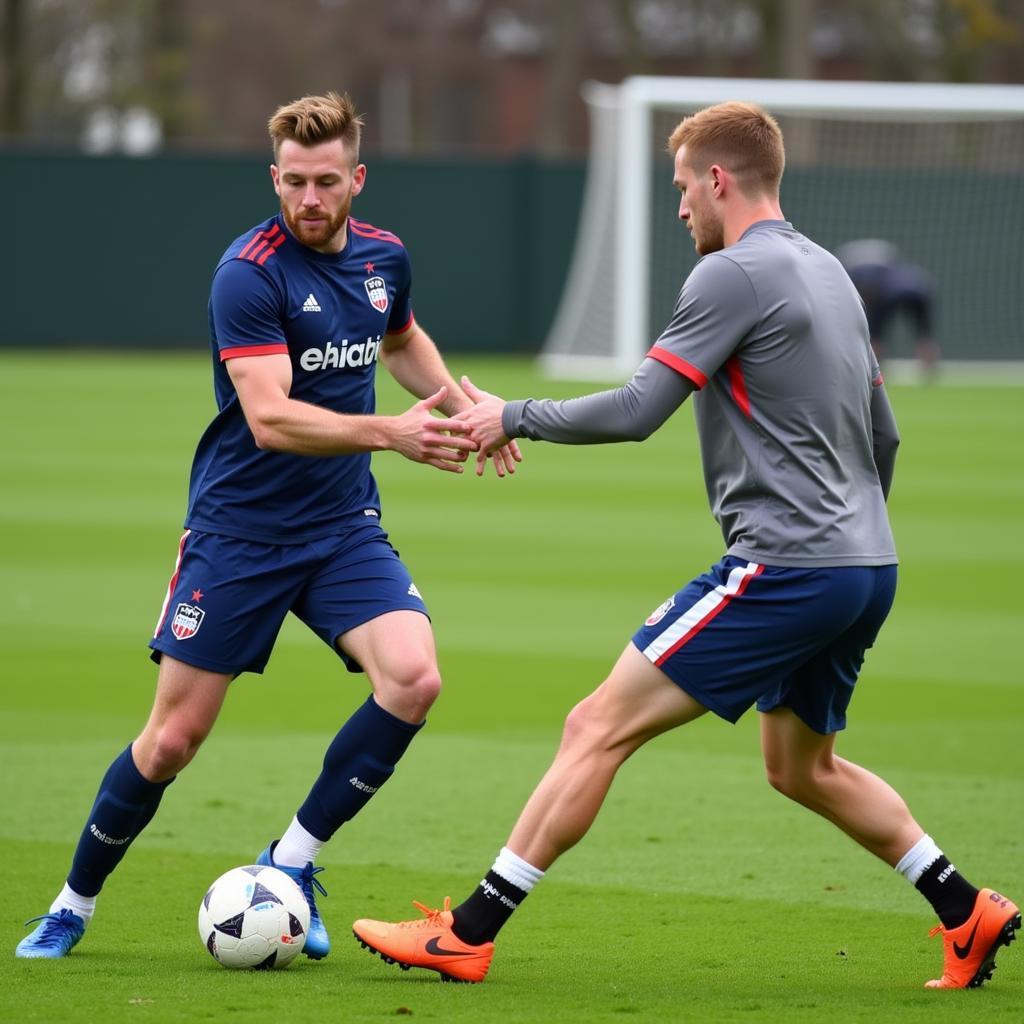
894,834,942,884
492,846,545,893
50,882,95,924
273,816,324,868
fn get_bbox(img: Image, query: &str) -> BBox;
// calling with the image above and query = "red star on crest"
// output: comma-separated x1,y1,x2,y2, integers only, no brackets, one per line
364,261,375,273
191,589,204,602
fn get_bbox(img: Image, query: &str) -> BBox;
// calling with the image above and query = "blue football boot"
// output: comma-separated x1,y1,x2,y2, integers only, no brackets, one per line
257,841,330,959
16,910,86,959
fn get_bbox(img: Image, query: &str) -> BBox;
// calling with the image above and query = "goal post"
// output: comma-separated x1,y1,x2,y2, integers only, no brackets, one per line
540,76,1024,380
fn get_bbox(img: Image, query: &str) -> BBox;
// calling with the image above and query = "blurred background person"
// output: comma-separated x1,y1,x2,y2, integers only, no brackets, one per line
838,239,941,375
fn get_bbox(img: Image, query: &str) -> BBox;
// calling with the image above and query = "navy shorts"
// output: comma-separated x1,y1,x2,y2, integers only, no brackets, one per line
632,556,897,735
149,522,428,676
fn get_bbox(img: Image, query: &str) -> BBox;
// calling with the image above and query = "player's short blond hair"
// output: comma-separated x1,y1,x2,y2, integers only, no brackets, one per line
667,101,785,198
267,92,364,163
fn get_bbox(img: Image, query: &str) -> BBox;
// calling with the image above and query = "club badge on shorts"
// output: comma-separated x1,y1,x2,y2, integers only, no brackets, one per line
171,602,205,640
364,275,389,313
645,595,675,626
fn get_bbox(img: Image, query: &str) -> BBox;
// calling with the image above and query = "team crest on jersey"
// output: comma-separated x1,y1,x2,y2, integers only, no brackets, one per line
645,595,675,627
364,276,388,313
171,603,205,640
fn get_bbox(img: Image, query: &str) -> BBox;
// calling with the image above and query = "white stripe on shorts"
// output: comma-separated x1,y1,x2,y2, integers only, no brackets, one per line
153,530,191,638
642,561,762,665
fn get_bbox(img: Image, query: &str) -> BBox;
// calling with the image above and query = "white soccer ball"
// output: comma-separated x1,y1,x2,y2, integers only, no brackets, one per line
198,865,309,969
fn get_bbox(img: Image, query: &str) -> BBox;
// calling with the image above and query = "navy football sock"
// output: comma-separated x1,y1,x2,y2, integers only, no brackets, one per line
296,695,422,842
67,745,174,898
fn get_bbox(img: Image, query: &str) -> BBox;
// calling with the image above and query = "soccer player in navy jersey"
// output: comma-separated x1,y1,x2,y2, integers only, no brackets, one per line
352,101,1018,990
17,91,519,961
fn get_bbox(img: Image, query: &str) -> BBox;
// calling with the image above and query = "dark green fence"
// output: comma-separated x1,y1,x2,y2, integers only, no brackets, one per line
0,150,585,352
6,149,1019,359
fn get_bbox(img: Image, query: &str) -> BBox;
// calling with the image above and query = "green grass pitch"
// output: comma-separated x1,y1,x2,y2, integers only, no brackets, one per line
1,352,1021,1023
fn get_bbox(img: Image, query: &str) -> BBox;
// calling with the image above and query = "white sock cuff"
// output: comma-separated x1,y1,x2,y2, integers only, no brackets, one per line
492,846,545,894
51,882,95,923
894,833,942,884
273,816,324,869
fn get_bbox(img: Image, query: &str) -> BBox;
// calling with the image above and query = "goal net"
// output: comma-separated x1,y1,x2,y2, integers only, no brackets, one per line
541,77,1024,379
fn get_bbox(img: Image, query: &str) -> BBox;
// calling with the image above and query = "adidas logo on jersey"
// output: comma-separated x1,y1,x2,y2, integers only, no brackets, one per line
408,583,422,598
303,293,322,313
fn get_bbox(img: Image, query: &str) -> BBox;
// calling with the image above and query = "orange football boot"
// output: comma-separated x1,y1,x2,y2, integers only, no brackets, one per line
353,897,494,983
925,888,1020,989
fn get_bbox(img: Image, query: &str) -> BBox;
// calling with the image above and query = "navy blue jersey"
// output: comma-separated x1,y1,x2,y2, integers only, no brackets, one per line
185,214,414,544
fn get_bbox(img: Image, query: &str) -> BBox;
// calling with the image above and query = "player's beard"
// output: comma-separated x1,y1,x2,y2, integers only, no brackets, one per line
281,188,353,250
691,207,725,256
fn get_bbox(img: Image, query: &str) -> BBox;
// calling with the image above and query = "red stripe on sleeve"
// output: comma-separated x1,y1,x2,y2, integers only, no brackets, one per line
255,233,285,266
219,344,290,361
243,240,269,263
350,218,405,247
238,233,263,261
386,312,415,336
725,356,752,418
239,224,280,261
646,346,709,389
239,225,285,264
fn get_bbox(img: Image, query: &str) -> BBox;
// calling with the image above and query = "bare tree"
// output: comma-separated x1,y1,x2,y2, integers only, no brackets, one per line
935,0,1019,82
538,0,586,157
754,0,816,78
611,0,650,77
7,0,1023,152
2,0,27,135
143,0,191,141
780,0,815,79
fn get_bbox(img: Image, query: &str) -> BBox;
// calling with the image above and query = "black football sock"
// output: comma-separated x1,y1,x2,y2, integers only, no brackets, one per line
451,870,529,946
916,856,979,929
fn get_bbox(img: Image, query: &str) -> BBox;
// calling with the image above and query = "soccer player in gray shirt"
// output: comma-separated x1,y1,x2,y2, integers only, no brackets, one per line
352,101,1018,990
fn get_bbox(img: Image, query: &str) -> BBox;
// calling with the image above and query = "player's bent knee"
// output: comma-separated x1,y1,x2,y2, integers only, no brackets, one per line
764,759,805,801
141,725,208,778
559,695,619,756
560,697,593,745
764,763,828,807
407,664,441,706
764,763,791,796
378,663,441,722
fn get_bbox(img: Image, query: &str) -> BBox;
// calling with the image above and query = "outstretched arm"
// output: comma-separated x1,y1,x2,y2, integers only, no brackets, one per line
226,352,474,473
456,358,696,473
504,358,696,443
382,321,522,477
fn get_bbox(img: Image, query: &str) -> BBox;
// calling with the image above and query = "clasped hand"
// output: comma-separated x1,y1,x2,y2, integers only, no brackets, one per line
452,375,520,478
396,380,520,478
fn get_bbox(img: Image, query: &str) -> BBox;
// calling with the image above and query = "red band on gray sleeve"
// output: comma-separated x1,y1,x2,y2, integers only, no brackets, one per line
647,346,708,389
